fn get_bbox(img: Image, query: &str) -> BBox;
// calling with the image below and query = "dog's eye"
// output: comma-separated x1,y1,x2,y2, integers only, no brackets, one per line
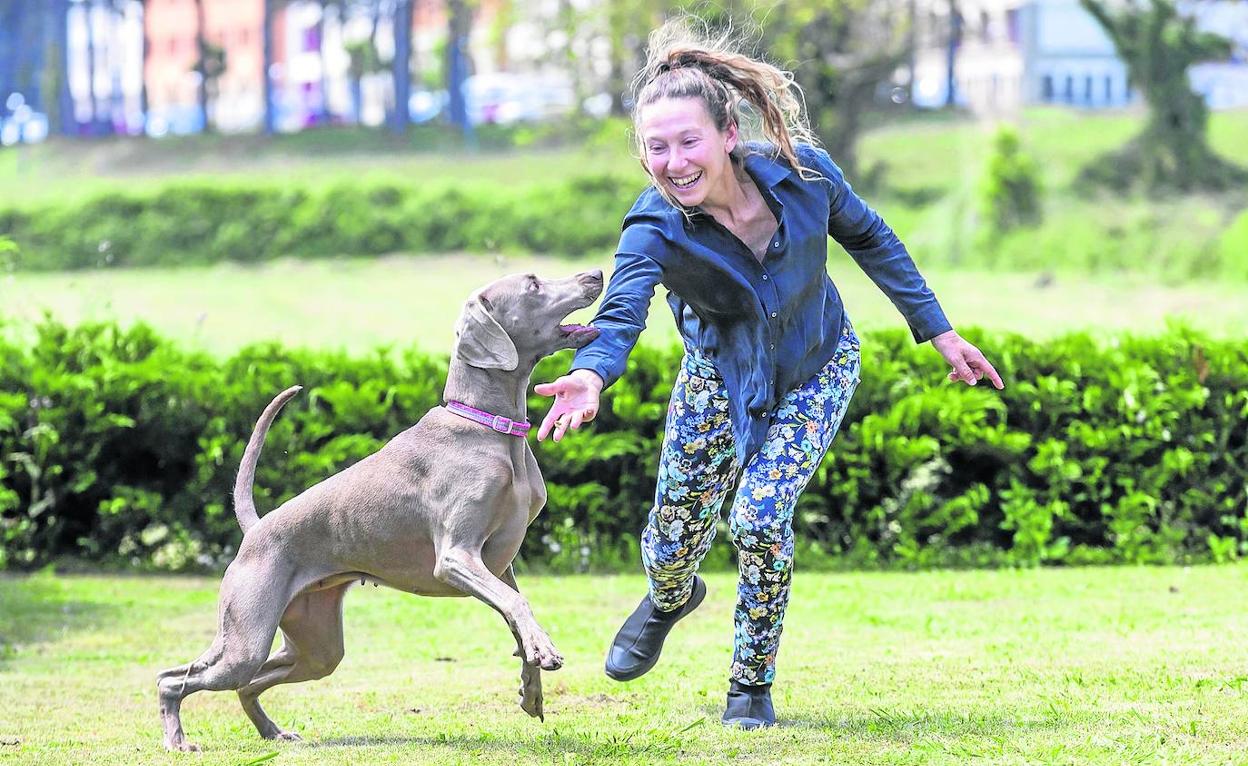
527,277,540,293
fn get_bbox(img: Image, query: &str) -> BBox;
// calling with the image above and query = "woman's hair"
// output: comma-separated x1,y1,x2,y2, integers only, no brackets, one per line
629,17,819,206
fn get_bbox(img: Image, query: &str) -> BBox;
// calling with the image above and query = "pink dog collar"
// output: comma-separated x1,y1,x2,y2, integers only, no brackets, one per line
445,401,531,438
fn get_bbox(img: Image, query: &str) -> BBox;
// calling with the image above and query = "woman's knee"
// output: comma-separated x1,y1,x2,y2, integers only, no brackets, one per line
728,509,793,561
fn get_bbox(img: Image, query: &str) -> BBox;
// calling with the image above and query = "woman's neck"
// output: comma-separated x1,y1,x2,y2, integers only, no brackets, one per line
700,164,759,228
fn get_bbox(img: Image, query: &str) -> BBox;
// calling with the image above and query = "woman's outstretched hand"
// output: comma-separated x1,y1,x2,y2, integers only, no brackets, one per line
534,369,605,441
931,330,1004,389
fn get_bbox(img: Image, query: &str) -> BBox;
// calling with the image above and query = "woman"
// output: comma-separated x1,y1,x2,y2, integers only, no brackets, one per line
535,20,1003,729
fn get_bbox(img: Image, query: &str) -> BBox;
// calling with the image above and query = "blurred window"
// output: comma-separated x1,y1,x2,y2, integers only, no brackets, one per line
1042,74,1053,101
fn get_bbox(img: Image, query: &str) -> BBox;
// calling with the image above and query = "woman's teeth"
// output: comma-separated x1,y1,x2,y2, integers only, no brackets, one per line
671,171,702,189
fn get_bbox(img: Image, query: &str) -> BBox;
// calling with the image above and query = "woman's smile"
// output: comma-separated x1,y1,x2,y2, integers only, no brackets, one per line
670,170,704,191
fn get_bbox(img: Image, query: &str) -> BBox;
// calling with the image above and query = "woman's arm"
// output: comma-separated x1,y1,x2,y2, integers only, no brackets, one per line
568,245,664,389
806,145,951,343
805,146,1003,389
536,234,665,440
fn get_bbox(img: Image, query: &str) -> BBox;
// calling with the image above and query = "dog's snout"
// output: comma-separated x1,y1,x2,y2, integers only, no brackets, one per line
579,269,604,299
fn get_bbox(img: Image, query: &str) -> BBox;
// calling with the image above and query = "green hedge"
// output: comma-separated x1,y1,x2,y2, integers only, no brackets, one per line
0,174,642,271
3,172,1247,282
1,318,1245,572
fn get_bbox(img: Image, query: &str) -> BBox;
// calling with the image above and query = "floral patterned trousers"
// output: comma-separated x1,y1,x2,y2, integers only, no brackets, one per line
640,322,861,685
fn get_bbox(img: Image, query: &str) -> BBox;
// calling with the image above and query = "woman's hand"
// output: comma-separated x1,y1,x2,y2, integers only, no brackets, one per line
931,330,1004,389
534,369,605,441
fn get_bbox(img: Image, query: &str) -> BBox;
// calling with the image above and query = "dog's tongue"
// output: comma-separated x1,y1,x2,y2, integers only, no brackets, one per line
561,323,600,345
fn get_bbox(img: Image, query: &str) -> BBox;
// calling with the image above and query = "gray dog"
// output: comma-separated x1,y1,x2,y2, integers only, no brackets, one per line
157,269,603,751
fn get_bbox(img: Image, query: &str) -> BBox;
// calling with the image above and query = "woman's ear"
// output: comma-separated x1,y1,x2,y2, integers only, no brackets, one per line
724,120,739,154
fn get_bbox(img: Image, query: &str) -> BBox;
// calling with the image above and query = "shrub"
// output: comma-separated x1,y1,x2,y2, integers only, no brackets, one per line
0,176,645,271
980,126,1043,237
0,319,1244,572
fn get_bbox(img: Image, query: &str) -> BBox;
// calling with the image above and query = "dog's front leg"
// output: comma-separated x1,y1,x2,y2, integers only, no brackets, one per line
501,565,544,720
434,548,563,672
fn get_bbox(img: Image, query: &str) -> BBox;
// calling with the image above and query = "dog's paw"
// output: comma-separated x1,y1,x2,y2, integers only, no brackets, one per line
519,687,545,721
165,739,201,753
539,650,563,671
526,644,563,671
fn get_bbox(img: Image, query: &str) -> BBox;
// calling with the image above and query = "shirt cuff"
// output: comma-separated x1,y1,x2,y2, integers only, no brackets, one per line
569,360,618,390
908,303,954,344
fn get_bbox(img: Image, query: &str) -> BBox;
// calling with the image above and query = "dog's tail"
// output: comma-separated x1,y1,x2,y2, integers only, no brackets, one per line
234,385,303,535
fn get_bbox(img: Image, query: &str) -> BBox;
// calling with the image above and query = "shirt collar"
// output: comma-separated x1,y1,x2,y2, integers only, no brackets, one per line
742,145,794,189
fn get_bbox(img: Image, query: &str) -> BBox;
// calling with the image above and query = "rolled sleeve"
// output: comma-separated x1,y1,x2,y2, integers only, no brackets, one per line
570,225,665,388
804,146,953,343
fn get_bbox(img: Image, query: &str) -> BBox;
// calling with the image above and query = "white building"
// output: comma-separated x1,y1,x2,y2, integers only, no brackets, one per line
912,0,1248,113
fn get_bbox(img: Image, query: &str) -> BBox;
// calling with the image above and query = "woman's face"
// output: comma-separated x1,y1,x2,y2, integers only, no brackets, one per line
638,96,738,208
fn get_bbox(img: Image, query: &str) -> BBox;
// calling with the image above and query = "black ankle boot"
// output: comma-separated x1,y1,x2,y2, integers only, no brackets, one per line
604,576,706,681
721,680,775,729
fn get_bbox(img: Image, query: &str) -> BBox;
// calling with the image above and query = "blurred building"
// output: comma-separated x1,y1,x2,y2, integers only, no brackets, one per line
145,0,266,134
3,0,577,141
911,0,1248,114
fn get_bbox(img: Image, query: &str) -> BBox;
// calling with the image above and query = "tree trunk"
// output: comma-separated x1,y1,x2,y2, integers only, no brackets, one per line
193,0,209,133
85,0,99,126
139,0,149,122
0,2,22,114
445,0,472,136
314,0,329,125
50,0,75,135
944,0,960,108
263,0,275,135
388,0,412,134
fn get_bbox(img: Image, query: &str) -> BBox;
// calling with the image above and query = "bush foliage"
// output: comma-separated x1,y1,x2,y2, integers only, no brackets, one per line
0,174,644,270
3,170,1247,283
1,319,1244,572
980,126,1043,236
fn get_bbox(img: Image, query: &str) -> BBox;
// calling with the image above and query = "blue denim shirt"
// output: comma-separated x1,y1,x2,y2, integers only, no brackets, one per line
572,142,951,462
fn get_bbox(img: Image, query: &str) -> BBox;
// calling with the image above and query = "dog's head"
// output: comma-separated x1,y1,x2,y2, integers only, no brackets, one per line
453,270,603,371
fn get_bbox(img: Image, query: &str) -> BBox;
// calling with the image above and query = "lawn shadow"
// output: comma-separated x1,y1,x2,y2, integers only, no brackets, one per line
0,574,123,668
312,730,683,760
700,702,1095,739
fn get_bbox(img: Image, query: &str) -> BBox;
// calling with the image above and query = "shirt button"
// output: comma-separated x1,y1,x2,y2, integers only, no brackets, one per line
770,312,778,318
773,239,780,248
761,274,769,281
769,344,775,350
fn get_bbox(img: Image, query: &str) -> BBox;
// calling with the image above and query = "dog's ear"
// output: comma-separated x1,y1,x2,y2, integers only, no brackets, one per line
453,295,519,371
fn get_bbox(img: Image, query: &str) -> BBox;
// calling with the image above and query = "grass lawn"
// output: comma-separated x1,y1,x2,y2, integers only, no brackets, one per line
2,253,1245,359
1,566,1247,764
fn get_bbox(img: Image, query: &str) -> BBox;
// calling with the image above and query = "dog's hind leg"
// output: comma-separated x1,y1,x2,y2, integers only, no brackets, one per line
500,565,545,721
237,582,350,741
156,564,294,752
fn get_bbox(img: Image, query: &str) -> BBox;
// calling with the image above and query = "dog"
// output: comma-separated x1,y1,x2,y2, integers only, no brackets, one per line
156,269,603,751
